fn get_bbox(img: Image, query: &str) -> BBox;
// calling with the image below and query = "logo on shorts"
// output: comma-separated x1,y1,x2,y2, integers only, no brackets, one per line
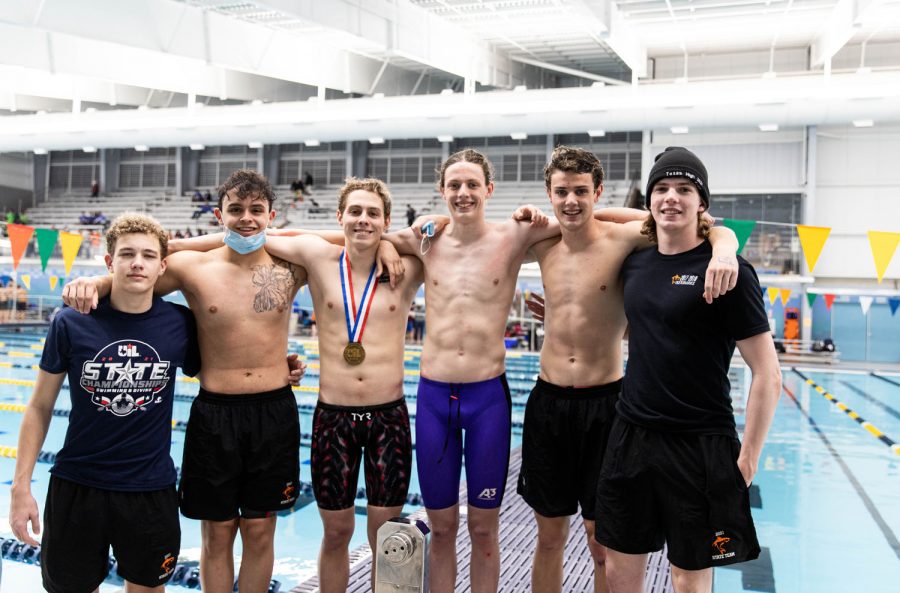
671,274,699,286
477,488,497,501
711,531,735,560
351,412,373,421
80,340,171,416
281,481,297,505
158,553,175,580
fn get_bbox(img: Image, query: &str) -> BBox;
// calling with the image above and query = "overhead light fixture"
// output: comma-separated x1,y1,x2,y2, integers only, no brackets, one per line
852,119,874,127
304,139,321,147
591,81,606,88
134,144,150,151
373,92,385,99
189,143,205,151
369,137,385,144
437,135,454,143
137,105,149,111
251,99,263,106
762,71,777,79
587,129,606,137
440,88,454,96
84,107,97,113
248,141,263,149
758,123,779,132
513,85,527,92
82,146,97,153
670,126,689,134
510,132,528,140
33,148,48,155
674,77,688,84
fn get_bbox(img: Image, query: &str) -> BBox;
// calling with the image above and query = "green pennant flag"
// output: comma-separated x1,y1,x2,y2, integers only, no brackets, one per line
35,228,60,272
723,219,757,255
806,292,818,308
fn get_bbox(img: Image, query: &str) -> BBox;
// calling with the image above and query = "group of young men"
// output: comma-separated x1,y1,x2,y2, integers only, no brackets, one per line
9,144,780,593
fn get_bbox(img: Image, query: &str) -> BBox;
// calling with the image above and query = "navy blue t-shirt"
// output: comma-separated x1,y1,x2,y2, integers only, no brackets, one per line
40,297,200,491
619,240,770,435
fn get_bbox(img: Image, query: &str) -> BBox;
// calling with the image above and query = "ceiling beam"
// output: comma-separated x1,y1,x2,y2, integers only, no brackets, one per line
810,0,886,67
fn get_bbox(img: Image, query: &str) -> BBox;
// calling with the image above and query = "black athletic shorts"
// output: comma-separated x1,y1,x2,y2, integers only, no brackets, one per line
594,418,760,570
178,385,300,521
517,377,621,520
311,398,412,511
41,476,180,593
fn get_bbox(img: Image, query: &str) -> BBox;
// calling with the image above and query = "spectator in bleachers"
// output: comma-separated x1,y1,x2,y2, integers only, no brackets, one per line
406,204,417,227
304,171,314,189
289,178,307,202
192,190,204,202
203,190,212,202
191,204,215,220
90,180,100,198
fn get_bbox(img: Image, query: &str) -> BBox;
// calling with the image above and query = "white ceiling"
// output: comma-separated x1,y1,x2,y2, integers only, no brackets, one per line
0,0,898,150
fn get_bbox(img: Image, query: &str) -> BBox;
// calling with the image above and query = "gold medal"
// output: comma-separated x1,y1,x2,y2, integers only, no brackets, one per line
343,342,366,365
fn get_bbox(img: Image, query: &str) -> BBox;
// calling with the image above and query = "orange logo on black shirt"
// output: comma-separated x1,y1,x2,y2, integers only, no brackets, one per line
672,274,699,286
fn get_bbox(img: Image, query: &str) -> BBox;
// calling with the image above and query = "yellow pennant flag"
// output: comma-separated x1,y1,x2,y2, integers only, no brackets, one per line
780,288,792,306
767,287,780,306
49,276,59,291
867,230,900,283
796,225,831,274
20,275,30,290
59,232,84,277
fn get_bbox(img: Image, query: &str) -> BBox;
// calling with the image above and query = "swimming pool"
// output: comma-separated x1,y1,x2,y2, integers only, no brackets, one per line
0,329,897,591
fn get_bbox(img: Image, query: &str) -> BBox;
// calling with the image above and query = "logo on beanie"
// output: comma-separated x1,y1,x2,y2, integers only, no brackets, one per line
664,170,704,188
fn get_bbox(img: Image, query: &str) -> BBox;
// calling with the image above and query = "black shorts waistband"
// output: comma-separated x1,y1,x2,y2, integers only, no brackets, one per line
316,397,405,413
536,377,623,399
197,384,293,405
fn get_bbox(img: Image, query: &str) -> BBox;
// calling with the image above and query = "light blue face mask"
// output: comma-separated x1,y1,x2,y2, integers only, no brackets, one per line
223,227,267,254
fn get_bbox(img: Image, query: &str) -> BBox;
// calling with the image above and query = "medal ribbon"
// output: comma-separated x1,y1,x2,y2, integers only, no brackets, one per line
339,249,378,344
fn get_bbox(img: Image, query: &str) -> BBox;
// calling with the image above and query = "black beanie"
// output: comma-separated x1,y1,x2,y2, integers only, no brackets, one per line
645,147,710,209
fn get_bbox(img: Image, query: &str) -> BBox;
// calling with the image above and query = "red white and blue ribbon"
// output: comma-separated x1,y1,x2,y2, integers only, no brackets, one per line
339,249,378,344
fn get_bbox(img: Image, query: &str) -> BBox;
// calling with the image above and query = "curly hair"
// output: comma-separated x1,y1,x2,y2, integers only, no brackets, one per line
217,169,276,209
544,145,604,191
105,213,168,257
337,177,392,218
640,212,711,244
437,149,494,190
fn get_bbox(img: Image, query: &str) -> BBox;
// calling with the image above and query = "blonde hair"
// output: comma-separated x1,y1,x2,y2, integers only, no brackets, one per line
337,177,392,218
105,213,169,257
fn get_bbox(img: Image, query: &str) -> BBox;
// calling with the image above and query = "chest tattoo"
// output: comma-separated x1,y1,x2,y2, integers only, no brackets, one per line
250,262,295,313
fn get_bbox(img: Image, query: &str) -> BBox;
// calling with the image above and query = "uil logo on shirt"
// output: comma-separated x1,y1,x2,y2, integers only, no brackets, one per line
80,340,171,417
671,274,699,286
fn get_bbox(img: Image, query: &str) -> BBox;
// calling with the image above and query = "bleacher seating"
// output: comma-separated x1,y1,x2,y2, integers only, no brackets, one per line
24,181,633,235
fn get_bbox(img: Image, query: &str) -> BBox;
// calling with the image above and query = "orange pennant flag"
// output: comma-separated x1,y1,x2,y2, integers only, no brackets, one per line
59,232,84,277
767,287,780,306
796,225,831,274
867,230,900,283
780,288,792,306
6,224,35,270
49,276,59,291
824,294,836,310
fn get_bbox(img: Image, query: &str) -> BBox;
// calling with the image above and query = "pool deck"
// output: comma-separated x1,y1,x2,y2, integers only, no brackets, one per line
290,448,674,593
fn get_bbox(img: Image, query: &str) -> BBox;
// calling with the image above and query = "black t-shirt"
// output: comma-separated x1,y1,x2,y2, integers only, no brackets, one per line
40,297,200,490
619,241,770,435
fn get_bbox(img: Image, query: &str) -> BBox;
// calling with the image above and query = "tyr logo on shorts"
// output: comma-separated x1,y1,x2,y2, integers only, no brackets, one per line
351,412,373,421
477,488,497,501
